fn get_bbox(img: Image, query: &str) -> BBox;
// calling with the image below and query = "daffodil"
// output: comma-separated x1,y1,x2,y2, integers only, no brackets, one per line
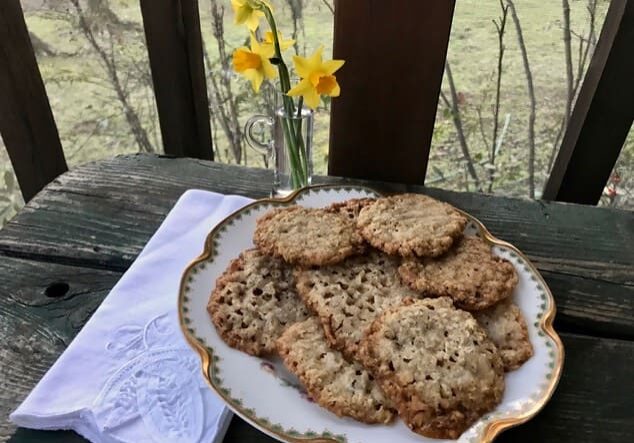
231,0,272,31
262,31,295,53
232,34,277,93
287,46,345,109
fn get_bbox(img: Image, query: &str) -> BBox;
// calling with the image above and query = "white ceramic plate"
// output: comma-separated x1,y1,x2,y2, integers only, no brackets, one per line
179,185,564,443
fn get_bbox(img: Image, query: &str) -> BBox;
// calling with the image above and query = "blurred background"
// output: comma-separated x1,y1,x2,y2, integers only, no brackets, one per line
1,0,631,227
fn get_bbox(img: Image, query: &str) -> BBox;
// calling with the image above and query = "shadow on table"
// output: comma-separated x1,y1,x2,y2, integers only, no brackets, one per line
8,428,87,443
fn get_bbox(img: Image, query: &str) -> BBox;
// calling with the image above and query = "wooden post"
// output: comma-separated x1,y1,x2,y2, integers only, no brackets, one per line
140,0,214,160
0,0,68,202
328,0,456,184
543,0,634,205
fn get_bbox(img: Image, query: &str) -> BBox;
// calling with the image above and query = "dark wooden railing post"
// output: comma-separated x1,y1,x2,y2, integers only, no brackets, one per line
140,0,214,160
0,0,68,202
543,0,634,205
328,0,456,184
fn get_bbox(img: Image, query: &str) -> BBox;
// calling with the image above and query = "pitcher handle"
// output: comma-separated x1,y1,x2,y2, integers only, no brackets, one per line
245,115,274,157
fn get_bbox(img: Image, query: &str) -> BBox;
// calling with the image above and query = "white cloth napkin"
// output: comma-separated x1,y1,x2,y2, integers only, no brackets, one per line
11,190,253,443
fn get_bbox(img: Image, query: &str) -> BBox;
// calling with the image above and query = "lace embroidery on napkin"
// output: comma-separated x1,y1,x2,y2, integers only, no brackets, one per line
92,314,209,443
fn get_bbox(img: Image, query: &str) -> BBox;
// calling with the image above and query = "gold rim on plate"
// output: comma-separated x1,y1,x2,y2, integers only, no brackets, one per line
178,184,564,443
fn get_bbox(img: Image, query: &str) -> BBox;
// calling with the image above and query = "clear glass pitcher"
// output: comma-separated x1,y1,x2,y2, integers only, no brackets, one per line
245,101,314,197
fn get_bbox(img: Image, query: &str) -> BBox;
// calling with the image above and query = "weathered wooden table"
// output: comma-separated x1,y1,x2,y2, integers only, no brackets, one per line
1,154,632,443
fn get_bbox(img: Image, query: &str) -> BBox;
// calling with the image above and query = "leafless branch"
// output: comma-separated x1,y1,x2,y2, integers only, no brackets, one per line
547,118,566,173
320,0,335,15
507,0,537,198
285,0,304,55
487,0,509,193
548,0,598,173
439,90,451,110
573,0,598,96
210,114,224,163
208,0,244,163
475,107,491,152
442,63,482,191
69,0,154,153
562,0,574,122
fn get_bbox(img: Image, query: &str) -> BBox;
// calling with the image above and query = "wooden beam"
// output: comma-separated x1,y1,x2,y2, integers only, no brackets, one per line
140,0,213,160
328,0,456,184
543,0,634,204
0,0,67,202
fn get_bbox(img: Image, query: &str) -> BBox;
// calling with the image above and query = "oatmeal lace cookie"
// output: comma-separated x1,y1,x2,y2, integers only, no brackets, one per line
398,236,518,310
358,298,505,439
357,194,467,257
295,251,417,359
208,249,309,356
474,298,534,371
325,198,376,221
276,317,396,423
254,206,365,266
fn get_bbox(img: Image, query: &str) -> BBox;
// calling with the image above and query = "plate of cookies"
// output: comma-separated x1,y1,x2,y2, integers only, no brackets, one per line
179,185,564,442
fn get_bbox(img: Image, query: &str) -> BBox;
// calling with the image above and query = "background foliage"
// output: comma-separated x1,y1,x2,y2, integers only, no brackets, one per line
1,0,631,227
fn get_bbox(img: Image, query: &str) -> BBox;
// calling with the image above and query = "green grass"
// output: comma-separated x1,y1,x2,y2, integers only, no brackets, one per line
1,0,631,227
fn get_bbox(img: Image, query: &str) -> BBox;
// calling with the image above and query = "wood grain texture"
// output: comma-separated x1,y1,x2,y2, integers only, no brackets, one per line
0,154,632,442
328,0,455,184
140,0,213,159
498,334,634,443
0,0,68,202
0,257,121,440
5,429,86,443
543,0,634,204
2,331,632,443
224,335,631,442
0,154,630,339
218,334,634,443
213,334,634,443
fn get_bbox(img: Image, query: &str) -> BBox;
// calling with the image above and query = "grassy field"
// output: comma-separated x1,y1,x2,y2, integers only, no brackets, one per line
1,0,631,226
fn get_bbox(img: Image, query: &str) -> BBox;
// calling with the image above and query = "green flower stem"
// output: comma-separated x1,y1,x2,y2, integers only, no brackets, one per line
294,98,309,180
261,3,307,188
281,117,303,187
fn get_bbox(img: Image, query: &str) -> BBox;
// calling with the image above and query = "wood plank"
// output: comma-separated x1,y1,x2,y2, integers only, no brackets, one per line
0,154,630,339
543,0,634,204
498,334,634,442
5,429,86,443
1,261,632,443
0,257,122,440
0,177,631,442
224,332,634,443
139,0,213,160
0,0,68,202
328,0,455,184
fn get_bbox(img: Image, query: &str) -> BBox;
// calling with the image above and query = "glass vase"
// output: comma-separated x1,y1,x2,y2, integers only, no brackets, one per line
245,100,314,197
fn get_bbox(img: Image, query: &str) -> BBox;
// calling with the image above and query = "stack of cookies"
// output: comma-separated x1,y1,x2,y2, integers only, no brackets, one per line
208,194,533,439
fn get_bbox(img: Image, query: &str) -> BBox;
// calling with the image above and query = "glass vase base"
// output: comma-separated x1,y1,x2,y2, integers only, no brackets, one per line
271,182,312,199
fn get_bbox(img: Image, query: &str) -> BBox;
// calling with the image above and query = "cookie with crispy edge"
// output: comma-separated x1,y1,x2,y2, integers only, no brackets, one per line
276,317,396,424
325,197,376,221
474,298,534,371
254,206,365,266
295,250,418,360
208,248,309,356
357,194,467,257
358,297,505,439
398,235,518,310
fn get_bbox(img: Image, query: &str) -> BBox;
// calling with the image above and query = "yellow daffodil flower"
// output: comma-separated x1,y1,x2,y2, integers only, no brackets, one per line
262,31,295,52
232,34,277,93
287,46,344,109
231,0,272,31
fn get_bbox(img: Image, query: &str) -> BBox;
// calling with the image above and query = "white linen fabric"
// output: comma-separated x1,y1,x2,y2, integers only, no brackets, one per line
11,190,254,443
